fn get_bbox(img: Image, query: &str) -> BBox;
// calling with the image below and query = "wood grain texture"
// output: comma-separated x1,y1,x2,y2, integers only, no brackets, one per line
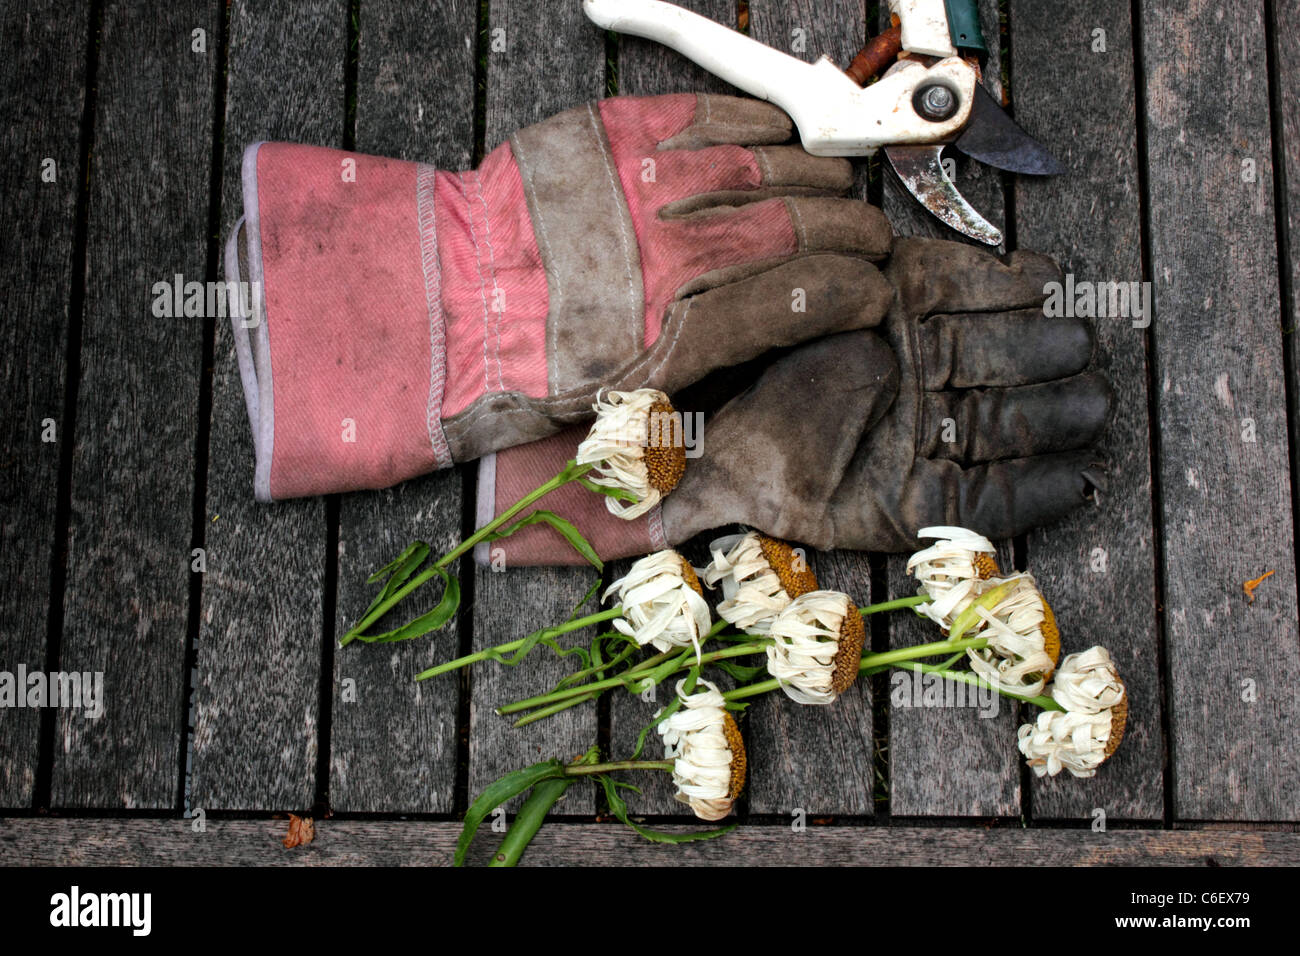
0,0,87,807
1140,0,1300,821
1010,1,1162,821
742,0,877,817
190,0,343,811
880,3,1019,818
52,2,218,809
617,0,734,96
327,0,477,815
468,0,605,812
3,817,1297,867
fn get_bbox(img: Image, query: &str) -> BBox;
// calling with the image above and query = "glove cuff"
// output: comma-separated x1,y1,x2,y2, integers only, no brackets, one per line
472,427,667,568
227,142,453,501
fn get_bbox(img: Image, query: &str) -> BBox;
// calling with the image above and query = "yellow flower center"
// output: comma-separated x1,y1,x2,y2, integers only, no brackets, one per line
679,556,704,597
1040,596,1061,675
722,713,747,800
1104,680,1128,759
643,400,687,497
974,552,1000,579
757,534,820,599
831,601,866,695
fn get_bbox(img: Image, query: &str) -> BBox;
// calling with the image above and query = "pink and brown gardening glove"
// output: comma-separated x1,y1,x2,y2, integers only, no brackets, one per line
477,238,1113,564
224,93,892,501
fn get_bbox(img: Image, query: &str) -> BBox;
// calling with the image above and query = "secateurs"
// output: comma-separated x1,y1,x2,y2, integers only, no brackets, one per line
583,0,1062,245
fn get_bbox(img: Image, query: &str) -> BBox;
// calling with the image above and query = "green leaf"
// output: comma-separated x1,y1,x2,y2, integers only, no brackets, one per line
366,540,430,587
715,660,767,682
352,567,460,644
484,509,604,572
576,477,639,504
356,541,431,624
455,759,565,867
596,775,737,846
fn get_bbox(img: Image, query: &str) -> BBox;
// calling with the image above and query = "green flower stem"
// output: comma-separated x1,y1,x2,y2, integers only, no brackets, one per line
512,693,599,728
347,461,592,641
496,620,725,716
496,629,761,717
561,761,675,776
496,655,674,715
722,635,991,702
890,660,1063,711
857,635,988,671
555,641,638,688
413,606,623,682
858,594,930,615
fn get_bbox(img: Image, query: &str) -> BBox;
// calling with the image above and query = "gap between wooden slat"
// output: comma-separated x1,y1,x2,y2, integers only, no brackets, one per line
1125,0,1173,830
178,0,231,821
34,0,103,814
1262,0,1300,646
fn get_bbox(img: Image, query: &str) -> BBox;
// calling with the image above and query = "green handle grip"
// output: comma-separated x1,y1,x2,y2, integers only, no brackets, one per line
944,0,987,54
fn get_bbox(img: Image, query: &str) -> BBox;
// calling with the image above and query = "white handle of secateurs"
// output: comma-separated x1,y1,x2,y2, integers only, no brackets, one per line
582,0,976,156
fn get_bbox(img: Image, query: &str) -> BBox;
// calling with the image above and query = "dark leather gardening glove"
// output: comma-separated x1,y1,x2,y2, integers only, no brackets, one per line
223,93,892,501
475,237,1111,564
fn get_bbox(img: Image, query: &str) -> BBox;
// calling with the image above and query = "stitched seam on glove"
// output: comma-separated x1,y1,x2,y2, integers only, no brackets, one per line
416,163,453,469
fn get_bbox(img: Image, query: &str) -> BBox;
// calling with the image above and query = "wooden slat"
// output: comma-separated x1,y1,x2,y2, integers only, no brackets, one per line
327,0,477,815
467,0,605,813
1010,0,1163,820
879,3,1019,817
52,2,219,809
3,817,1297,866
742,0,877,817
616,0,735,95
1140,1,1299,821
0,0,88,807
606,0,734,818
190,0,344,811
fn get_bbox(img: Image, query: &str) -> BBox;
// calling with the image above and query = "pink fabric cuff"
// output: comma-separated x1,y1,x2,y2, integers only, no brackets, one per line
472,426,667,567
228,142,453,501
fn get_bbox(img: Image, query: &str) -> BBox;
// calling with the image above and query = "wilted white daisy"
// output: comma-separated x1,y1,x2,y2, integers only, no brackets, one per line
964,573,1061,697
765,590,865,705
907,526,1000,630
657,679,746,821
1050,645,1125,714
605,550,711,660
1017,647,1128,778
576,388,685,520
702,531,819,634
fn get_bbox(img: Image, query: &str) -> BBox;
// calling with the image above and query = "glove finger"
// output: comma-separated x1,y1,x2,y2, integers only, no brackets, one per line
651,255,895,394
917,310,1095,388
919,373,1113,463
657,93,793,149
887,237,1062,318
647,145,853,218
906,449,1103,541
660,197,892,285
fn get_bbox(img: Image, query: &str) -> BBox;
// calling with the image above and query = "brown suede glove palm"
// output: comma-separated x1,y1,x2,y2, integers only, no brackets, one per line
476,236,1110,564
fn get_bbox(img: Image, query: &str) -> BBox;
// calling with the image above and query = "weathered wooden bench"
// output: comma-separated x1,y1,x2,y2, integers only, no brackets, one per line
2,0,1297,865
